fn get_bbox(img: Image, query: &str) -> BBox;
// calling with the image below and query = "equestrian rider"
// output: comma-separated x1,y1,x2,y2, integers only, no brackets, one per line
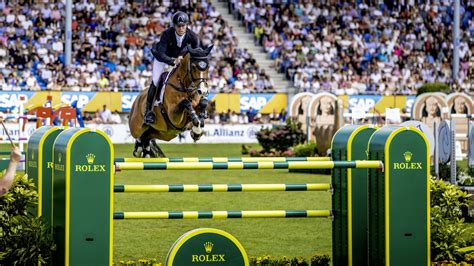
145,11,202,125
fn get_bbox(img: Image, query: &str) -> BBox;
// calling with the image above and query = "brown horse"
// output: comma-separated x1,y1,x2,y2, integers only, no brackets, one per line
129,45,212,157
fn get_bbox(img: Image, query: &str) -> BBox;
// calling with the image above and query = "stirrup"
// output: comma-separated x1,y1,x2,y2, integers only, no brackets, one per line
144,111,156,124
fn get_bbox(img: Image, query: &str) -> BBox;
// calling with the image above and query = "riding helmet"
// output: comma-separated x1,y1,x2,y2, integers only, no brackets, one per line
172,11,189,26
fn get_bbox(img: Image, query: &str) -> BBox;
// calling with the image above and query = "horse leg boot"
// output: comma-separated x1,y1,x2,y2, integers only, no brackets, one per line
198,97,209,119
141,137,152,158
180,100,200,127
197,97,209,127
133,139,143,158
144,82,157,125
180,99,204,141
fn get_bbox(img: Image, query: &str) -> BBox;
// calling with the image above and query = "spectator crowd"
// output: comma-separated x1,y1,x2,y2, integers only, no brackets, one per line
0,0,274,93
230,0,473,95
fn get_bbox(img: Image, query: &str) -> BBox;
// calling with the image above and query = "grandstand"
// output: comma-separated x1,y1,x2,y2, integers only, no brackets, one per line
0,0,471,95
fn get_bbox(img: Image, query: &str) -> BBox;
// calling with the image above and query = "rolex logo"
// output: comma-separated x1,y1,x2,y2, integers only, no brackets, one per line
86,153,95,164
58,153,62,163
403,151,413,162
31,152,34,160
393,151,422,170
204,242,213,253
192,241,225,262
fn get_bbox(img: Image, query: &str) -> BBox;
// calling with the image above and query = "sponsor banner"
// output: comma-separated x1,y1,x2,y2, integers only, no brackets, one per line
0,122,37,140
60,92,96,109
340,95,416,114
87,123,272,144
0,123,271,144
239,94,274,113
0,91,36,111
1,91,421,115
0,91,288,114
121,92,139,112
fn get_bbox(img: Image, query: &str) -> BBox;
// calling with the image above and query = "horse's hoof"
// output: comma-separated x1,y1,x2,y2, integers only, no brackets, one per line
192,126,203,135
190,130,203,142
133,147,143,158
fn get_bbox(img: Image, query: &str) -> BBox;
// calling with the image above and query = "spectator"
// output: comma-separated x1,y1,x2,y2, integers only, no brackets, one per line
110,111,122,124
247,107,256,123
232,0,473,95
0,146,21,196
219,111,229,124
100,105,112,123
83,112,93,123
0,1,273,93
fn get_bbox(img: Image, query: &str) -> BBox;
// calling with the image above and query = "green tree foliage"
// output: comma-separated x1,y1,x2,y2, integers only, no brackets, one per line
0,174,55,265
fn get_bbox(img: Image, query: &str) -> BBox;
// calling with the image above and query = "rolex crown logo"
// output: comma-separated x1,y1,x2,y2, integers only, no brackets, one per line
403,151,413,162
58,153,62,163
204,242,213,253
86,153,96,164
32,152,34,160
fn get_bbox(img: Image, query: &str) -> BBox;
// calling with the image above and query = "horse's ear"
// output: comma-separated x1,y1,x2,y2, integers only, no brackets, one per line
205,45,213,55
181,45,191,55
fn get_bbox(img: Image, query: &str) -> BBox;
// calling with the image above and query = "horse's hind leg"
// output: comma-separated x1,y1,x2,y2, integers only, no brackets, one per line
133,139,143,158
149,139,166,158
141,136,153,158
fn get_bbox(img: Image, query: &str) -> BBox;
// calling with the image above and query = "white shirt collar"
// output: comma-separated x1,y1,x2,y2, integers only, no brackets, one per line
175,32,185,47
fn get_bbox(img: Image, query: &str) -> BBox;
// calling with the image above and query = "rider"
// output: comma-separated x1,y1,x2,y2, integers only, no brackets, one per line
145,11,202,125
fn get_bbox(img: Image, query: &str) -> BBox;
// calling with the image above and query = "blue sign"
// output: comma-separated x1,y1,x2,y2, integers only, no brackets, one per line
60,92,96,109
239,94,274,113
0,91,35,111
121,92,138,112
347,95,381,112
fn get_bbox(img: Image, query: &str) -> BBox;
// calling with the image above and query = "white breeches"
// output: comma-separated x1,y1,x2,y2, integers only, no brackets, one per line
152,59,168,86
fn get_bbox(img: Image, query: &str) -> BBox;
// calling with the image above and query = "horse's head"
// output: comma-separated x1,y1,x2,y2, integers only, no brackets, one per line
180,44,213,96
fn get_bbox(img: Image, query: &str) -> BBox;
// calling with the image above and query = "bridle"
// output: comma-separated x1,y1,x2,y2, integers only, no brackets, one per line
169,55,209,97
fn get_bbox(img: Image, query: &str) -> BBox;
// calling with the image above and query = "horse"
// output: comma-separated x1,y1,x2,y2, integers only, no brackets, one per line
129,45,213,157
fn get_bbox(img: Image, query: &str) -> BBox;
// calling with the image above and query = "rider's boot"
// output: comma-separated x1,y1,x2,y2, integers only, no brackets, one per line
144,82,157,125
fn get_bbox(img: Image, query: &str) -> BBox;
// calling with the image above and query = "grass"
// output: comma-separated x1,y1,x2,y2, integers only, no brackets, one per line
113,143,331,262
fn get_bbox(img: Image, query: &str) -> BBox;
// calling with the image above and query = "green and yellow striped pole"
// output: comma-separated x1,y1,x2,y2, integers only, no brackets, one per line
113,210,332,219
114,183,331,193
115,160,383,171
114,157,331,163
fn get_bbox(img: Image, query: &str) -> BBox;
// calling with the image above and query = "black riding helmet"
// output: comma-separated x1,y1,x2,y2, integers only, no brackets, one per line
172,11,189,26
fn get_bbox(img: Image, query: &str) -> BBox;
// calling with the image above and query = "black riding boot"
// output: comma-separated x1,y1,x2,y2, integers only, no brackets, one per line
144,82,157,125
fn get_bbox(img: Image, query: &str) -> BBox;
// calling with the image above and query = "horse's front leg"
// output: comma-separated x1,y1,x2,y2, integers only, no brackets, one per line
180,99,200,127
180,99,204,141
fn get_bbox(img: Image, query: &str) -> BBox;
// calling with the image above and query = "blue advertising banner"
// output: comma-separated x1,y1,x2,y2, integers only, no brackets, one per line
0,91,35,111
239,94,275,113
60,92,96,109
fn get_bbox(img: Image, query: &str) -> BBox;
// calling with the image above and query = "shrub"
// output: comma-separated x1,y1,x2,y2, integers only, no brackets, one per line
431,178,470,262
293,142,318,157
248,254,330,266
0,174,55,265
310,253,330,266
255,120,306,153
435,163,473,184
417,83,450,95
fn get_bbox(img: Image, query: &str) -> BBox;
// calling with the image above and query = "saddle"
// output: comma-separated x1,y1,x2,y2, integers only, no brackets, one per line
153,72,169,106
